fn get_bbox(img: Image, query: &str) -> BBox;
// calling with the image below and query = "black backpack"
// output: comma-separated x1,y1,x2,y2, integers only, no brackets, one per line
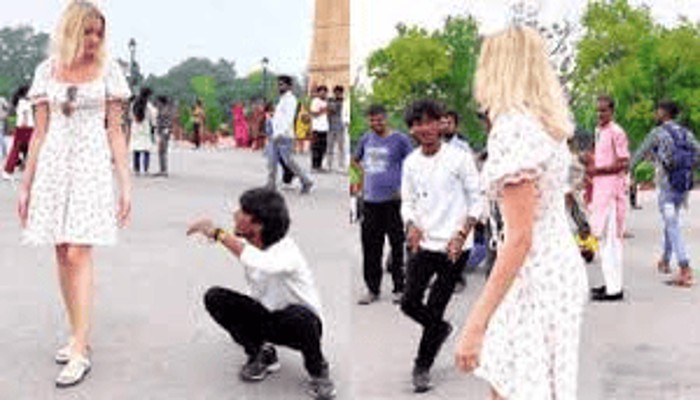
662,123,697,198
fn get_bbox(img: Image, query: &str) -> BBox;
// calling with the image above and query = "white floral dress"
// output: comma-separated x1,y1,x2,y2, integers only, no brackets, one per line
23,58,130,246
474,112,588,399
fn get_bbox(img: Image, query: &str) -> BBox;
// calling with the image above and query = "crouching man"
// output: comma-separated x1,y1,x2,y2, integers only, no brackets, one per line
187,188,335,399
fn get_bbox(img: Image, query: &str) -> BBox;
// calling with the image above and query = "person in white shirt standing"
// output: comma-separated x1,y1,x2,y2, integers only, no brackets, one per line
309,85,329,171
187,188,335,399
2,85,34,180
400,100,483,393
267,76,313,193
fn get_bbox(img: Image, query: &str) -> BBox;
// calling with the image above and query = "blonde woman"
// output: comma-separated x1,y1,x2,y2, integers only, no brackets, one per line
455,26,587,399
17,0,131,387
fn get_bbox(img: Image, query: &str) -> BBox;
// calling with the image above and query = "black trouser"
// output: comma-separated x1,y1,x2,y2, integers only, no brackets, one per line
133,150,150,173
361,200,405,295
629,183,639,208
203,287,327,377
311,130,328,169
401,250,465,369
193,123,202,148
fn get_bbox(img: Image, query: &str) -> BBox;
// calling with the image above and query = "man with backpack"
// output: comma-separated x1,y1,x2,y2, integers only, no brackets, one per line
632,100,700,287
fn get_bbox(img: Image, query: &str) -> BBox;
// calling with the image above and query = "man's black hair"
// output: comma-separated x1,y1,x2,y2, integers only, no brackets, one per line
366,104,386,117
278,75,293,86
657,100,680,119
317,85,328,93
11,85,30,108
239,188,290,249
333,85,344,93
444,110,460,126
597,95,615,111
404,99,444,128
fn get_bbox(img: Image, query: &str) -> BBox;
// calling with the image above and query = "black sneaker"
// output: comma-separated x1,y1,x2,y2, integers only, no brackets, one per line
239,344,280,382
590,285,606,295
308,376,336,399
591,290,624,302
412,366,432,393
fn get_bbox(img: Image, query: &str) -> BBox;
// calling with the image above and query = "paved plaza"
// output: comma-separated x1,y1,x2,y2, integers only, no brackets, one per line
1,147,699,399
0,147,353,400
350,190,700,400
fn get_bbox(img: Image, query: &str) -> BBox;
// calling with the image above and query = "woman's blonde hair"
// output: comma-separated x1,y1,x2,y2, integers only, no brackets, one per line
474,26,573,141
52,0,106,68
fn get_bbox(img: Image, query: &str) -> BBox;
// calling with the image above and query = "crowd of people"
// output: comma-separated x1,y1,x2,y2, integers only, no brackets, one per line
350,24,699,398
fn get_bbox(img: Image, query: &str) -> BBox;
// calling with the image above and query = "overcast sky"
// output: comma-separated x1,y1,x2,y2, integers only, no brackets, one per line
352,0,700,82
1,0,315,78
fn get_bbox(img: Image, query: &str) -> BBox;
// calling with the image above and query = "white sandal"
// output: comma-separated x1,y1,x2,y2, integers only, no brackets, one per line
56,354,91,388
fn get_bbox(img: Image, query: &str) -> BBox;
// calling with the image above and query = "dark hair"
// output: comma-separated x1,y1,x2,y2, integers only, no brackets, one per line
657,100,680,119
239,188,290,248
404,100,444,128
333,85,344,93
278,75,293,86
133,87,153,123
444,110,460,126
156,95,169,106
264,101,275,113
316,85,328,93
597,95,615,111
11,85,30,108
366,104,386,117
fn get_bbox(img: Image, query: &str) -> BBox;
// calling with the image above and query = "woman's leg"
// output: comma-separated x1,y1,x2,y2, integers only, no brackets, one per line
490,387,504,400
58,244,94,356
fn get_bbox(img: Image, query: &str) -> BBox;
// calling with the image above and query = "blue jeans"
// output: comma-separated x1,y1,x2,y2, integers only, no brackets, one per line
659,189,690,267
266,136,311,189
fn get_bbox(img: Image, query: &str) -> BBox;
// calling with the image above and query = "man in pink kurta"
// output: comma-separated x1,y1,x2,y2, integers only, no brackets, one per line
588,96,630,301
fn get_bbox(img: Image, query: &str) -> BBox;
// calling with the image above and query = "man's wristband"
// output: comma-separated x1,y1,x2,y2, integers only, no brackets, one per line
212,228,227,243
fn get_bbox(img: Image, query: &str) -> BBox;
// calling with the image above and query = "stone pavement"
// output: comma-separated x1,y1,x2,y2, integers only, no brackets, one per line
2,146,699,399
0,147,354,400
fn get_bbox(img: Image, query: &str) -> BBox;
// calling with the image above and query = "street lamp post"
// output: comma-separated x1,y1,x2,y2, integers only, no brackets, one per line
128,38,142,92
261,57,269,102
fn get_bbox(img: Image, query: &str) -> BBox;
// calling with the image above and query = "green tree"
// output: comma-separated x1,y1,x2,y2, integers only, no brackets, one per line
572,0,700,148
0,26,50,96
367,27,451,111
435,16,483,147
364,18,484,147
191,75,223,133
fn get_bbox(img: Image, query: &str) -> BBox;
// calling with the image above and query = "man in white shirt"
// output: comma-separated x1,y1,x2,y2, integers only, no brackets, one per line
187,188,335,399
267,76,313,193
310,85,329,171
399,100,483,393
325,85,347,172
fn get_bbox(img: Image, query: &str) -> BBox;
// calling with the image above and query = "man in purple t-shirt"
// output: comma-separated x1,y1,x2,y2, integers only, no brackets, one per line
352,104,414,305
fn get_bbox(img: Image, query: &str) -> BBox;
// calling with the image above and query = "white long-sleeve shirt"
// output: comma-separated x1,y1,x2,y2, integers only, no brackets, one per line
401,144,483,252
272,91,298,139
239,236,323,318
